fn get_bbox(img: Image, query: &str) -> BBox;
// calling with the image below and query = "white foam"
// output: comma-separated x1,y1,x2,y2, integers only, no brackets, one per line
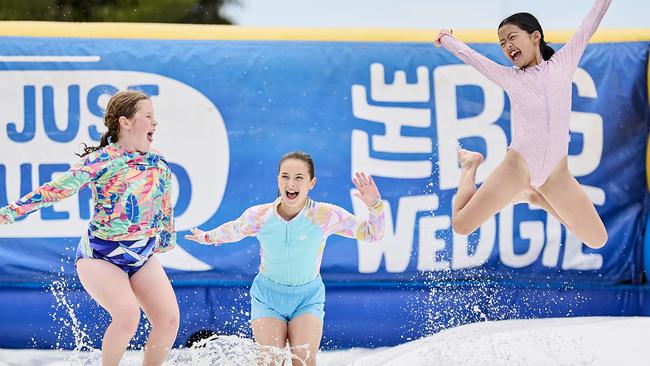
1,317,648,365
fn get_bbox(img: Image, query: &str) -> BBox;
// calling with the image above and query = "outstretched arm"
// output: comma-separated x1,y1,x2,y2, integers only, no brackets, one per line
554,0,613,71
436,29,515,90
0,156,100,224
185,204,268,245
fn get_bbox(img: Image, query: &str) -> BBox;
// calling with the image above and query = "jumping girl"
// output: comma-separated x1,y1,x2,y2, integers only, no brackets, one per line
434,0,612,249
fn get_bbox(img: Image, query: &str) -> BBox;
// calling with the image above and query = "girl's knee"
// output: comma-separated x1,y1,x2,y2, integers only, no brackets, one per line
452,216,474,236
587,228,608,249
110,305,141,335
149,309,180,333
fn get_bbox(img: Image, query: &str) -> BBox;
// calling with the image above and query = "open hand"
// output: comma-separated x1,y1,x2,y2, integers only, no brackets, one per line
184,227,211,244
434,28,453,47
352,172,381,206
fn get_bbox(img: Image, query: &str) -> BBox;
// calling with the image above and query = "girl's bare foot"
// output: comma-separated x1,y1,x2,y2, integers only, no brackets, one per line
458,149,484,171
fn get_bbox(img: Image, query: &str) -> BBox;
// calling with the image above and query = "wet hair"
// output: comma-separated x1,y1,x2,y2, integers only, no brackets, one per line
499,12,555,61
76,90,150,157
278,151,315,179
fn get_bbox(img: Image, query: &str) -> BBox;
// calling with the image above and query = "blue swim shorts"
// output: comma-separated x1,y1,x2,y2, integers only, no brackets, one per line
250,273,325,322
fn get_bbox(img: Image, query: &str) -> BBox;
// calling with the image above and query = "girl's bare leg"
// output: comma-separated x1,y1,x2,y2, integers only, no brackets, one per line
287,314,323,366
130,256,180,366
537,157,608,248
252,317,289,365
453,149,531,235
77,259,141,366
514,186,567,226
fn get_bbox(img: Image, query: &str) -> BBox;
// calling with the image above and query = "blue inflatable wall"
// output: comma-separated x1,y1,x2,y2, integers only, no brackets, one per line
0,24,648,349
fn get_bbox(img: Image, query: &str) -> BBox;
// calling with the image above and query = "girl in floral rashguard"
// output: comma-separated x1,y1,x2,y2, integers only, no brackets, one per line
0,90,179,366
186,151,385,366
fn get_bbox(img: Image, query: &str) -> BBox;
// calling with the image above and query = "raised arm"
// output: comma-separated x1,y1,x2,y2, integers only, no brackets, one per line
319,173,385,241
554,0,613,71
436,29,515,90
185,204,269,245
0,155,101,224
320,201,385,242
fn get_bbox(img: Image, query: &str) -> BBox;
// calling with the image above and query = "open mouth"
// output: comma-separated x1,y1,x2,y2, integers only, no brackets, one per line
147,131,154,142
510,49,521,63
286,191,299,200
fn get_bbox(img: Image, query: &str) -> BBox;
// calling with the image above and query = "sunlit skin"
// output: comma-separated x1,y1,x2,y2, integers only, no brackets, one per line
116,99,158,153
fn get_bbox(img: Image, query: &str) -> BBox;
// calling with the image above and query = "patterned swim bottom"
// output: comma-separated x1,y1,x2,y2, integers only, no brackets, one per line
75,230,157,277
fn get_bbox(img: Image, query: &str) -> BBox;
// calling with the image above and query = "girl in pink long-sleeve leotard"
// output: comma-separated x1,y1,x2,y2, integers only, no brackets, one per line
435,0,611,249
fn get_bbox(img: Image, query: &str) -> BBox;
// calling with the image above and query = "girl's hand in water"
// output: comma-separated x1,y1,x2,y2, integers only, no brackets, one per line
434,28,453,47
352,172,381,207
185,228,212,244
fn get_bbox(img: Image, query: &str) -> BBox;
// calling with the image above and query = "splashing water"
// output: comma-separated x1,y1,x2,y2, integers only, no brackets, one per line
49,279,101,364
48,278,309,365
168,334,309,366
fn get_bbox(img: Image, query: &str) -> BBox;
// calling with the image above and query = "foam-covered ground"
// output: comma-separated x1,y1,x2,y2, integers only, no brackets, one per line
1,317,648,365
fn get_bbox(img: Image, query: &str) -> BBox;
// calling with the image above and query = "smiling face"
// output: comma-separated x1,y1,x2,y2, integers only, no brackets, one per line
118,99,157,153
498,23,542,68
277,158,316,211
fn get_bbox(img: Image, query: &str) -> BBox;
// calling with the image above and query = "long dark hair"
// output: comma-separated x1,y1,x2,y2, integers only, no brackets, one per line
278,151,315,179
499,12,555,61
77,90,150,157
